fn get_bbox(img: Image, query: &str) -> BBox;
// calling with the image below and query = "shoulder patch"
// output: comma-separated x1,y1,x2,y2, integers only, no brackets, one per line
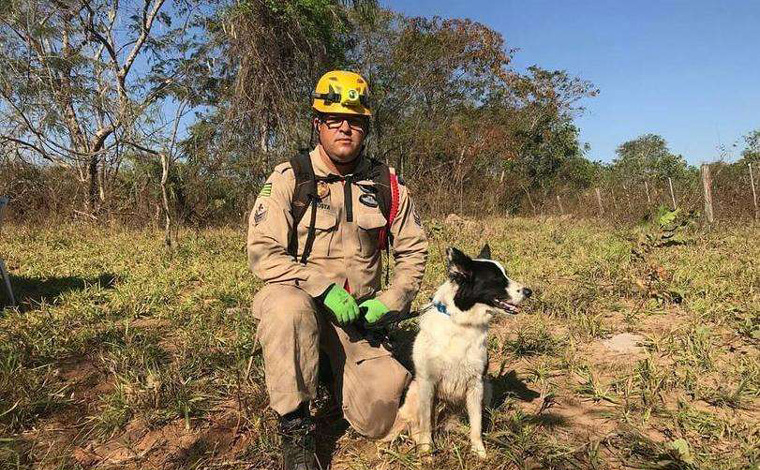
258,182,272,198
253,202,268,225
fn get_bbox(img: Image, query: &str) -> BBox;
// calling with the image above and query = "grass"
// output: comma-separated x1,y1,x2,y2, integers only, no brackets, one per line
0,217,758,469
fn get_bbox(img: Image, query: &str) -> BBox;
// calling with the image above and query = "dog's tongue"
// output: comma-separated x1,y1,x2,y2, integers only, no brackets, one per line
494,298,519,313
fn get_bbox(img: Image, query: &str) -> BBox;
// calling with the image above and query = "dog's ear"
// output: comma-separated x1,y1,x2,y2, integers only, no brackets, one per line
477,243,491,260
446,247,472,281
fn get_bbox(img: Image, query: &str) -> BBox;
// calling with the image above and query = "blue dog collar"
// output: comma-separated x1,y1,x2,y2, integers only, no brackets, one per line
432,301,450,317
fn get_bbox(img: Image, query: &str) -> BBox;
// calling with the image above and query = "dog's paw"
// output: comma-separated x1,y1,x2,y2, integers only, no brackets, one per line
417,442,435,465
417,441,434,454
471,441,487,459
381,416,408,443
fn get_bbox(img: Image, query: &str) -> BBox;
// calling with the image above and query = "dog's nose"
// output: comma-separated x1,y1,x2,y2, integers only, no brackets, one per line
522,287,532,298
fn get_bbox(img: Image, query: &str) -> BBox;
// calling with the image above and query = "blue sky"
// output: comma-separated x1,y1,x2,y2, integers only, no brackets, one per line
383,0,759,165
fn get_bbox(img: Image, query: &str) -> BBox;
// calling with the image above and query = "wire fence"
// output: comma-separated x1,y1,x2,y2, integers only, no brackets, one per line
2,158,758,226
535,162,760,223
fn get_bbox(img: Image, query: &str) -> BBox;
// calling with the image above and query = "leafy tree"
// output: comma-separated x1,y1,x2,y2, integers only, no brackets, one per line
0,0,604,221
0,0,209,213
612,134,690,182
216,0,375,165
739,129,760,164
346,11,597,213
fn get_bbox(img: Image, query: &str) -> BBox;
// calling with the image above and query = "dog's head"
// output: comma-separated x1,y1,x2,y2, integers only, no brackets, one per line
446,244,532,315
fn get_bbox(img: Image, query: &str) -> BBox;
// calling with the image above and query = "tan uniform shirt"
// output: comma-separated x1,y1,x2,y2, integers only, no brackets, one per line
247,147,428,312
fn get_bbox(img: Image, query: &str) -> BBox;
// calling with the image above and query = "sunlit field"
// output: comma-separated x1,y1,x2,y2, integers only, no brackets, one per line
1,217,758,469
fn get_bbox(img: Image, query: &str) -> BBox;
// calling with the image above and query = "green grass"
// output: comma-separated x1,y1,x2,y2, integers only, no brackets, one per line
0,218,758,469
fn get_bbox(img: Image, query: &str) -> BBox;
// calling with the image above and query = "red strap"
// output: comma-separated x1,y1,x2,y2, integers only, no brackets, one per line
379,173,400,249
389,172,400,225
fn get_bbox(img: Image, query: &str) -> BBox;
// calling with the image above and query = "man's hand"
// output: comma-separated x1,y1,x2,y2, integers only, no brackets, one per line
359,298,390,324
321,284,360,325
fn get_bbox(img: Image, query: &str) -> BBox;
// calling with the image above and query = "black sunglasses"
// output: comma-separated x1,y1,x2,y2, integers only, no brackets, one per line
319,115,369,131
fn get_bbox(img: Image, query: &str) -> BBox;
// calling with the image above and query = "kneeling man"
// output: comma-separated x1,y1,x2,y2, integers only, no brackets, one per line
247,70,428,470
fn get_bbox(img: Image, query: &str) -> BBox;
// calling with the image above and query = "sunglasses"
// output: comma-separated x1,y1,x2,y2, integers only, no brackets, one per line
320,115,368,131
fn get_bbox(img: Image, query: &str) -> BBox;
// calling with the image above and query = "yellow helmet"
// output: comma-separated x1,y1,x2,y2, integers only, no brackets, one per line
311,70,371,116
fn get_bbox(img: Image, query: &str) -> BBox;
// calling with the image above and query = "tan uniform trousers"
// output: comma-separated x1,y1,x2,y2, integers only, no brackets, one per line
252,284,412,438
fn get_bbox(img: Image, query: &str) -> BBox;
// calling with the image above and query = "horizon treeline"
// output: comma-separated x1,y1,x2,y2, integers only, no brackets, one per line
1,0,758,226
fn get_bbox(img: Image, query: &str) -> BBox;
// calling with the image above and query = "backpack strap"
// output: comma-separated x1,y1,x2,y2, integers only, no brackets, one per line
288,151,317,263
369,159,401,286
288,153,400,269
370,159,390,220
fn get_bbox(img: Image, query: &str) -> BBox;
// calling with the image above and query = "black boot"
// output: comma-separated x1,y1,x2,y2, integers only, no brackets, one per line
280,405,319,470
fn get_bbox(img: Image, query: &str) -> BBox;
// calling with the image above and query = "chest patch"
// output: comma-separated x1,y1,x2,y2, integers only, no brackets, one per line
358,184,377,194
317,181,330,199
359,193,379,208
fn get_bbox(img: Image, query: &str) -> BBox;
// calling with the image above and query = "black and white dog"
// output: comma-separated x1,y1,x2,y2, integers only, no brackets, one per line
387,244,532,458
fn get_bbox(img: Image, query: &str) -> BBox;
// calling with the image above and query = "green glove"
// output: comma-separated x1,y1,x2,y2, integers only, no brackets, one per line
321,284,359,325
359,298,390,324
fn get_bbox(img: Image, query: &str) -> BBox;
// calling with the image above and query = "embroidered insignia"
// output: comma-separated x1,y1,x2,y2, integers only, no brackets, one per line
258,182,272,198
358,184,377,194
253,203,268,225
317,202,331,211
359,193,378,208
317,181,330,199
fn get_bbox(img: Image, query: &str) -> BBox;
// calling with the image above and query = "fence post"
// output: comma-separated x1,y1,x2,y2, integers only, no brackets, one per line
556,195,564,215
610,187,618,211
701,164,714,223
595,188,604,216
668,177,677,209
644,181,652,205
750,163,759,221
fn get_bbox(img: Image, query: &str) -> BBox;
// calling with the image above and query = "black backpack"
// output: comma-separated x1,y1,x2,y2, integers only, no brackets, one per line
286,151,399,265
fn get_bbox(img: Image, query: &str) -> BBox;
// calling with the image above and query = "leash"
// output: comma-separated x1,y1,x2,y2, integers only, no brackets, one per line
358,301,435,331
354,302,434,352
324,294,437,350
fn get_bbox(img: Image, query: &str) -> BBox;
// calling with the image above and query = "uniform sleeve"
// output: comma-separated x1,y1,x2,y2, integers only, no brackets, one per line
377,182,429,312
247,169,333,297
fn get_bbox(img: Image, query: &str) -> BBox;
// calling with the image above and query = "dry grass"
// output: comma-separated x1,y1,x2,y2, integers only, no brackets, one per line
1,216,758,469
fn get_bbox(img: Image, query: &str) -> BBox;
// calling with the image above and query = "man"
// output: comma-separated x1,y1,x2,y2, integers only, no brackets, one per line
247,70,428,470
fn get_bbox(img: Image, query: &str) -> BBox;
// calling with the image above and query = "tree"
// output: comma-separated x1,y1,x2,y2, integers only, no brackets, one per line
739,129,760,164
214,0,375,172
612,134,690,182
0,1,601,221
340,10,599,214
0,0,205,213
505,66,597,184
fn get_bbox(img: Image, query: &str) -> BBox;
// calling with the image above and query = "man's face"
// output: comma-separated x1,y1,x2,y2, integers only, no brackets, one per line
315,114,368,163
